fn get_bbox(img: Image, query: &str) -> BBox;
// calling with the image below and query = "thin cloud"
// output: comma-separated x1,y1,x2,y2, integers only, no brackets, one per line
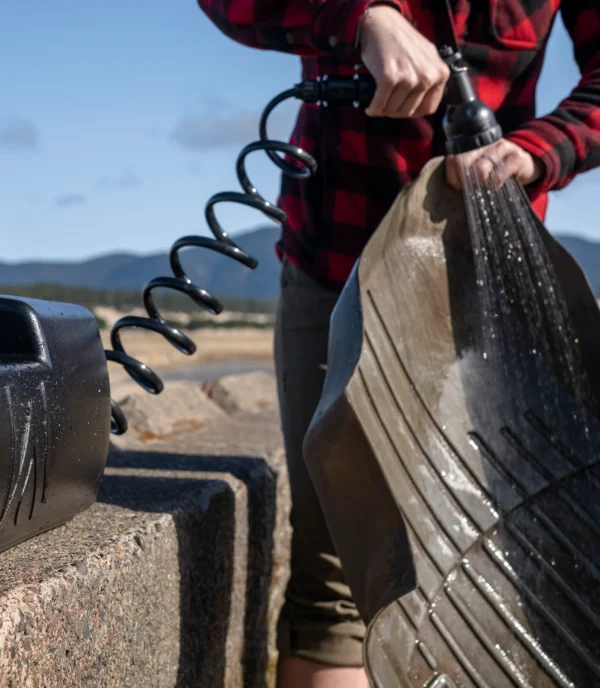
170,103,297,152
0,117,40,152
97,168,141,190
171,111,260,151
56,193,87,208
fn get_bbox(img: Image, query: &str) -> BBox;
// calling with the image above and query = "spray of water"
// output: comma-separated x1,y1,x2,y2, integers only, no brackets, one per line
457,150,596,449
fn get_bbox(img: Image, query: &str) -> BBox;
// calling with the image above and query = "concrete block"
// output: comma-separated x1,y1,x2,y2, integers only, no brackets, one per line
0,410,290,688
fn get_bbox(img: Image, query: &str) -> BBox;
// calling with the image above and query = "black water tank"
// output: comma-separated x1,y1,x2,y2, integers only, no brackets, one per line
0,296,110,552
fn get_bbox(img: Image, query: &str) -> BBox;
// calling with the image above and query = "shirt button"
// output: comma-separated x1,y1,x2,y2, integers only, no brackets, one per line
328,36,338,47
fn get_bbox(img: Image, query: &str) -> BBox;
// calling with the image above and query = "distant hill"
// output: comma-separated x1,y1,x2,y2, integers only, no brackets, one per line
0,227,282,301
0,227,598,300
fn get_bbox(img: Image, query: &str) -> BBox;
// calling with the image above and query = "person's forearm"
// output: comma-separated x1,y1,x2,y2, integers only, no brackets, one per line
506,1,600,191
196,0,406,59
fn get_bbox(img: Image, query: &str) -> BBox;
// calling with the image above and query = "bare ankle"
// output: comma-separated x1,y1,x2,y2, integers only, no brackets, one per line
276,656,369,688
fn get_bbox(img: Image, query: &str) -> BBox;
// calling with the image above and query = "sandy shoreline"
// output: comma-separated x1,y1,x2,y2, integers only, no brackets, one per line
103,327,274,396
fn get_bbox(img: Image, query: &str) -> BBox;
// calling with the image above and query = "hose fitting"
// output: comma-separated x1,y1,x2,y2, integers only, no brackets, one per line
294,75,376,106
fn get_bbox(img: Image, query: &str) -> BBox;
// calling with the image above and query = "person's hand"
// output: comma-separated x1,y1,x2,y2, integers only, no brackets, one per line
446,138,544,190
358,5,450,118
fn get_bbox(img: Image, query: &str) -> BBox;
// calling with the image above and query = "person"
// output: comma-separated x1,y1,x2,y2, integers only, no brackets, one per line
195,1,600,686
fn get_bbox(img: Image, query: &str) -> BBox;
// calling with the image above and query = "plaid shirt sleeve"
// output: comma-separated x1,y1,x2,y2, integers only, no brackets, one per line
196,0,407,61
507,1,600,191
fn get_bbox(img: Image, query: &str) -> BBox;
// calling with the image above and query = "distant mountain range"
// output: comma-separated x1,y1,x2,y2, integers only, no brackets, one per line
0,227,598,301
0,227,283,301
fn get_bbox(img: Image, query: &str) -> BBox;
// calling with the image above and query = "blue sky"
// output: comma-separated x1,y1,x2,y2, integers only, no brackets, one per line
1,2,598,262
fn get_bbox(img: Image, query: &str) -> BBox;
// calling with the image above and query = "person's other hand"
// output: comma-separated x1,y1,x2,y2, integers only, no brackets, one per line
446,139,544,190
358,5,450,118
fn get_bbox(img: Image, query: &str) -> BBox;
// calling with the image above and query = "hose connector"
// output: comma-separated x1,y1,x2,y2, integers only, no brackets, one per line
441,47,503,154
293,75,376,106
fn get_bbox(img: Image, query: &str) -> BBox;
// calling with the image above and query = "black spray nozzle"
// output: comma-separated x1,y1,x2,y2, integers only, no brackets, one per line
441,48,503,154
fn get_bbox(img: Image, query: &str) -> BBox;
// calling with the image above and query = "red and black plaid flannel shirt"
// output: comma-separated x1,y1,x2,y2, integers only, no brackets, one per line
197,0,600,292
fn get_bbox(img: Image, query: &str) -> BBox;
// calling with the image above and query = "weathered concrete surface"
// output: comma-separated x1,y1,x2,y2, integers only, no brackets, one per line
210,371,278,415
0,400,290,688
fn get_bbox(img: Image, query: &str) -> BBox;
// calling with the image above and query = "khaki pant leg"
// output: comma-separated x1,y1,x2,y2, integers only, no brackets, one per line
274,258,366,667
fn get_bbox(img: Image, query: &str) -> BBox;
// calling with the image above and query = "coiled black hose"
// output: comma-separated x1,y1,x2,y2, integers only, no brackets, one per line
105,75,377,435
106,50,492,435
